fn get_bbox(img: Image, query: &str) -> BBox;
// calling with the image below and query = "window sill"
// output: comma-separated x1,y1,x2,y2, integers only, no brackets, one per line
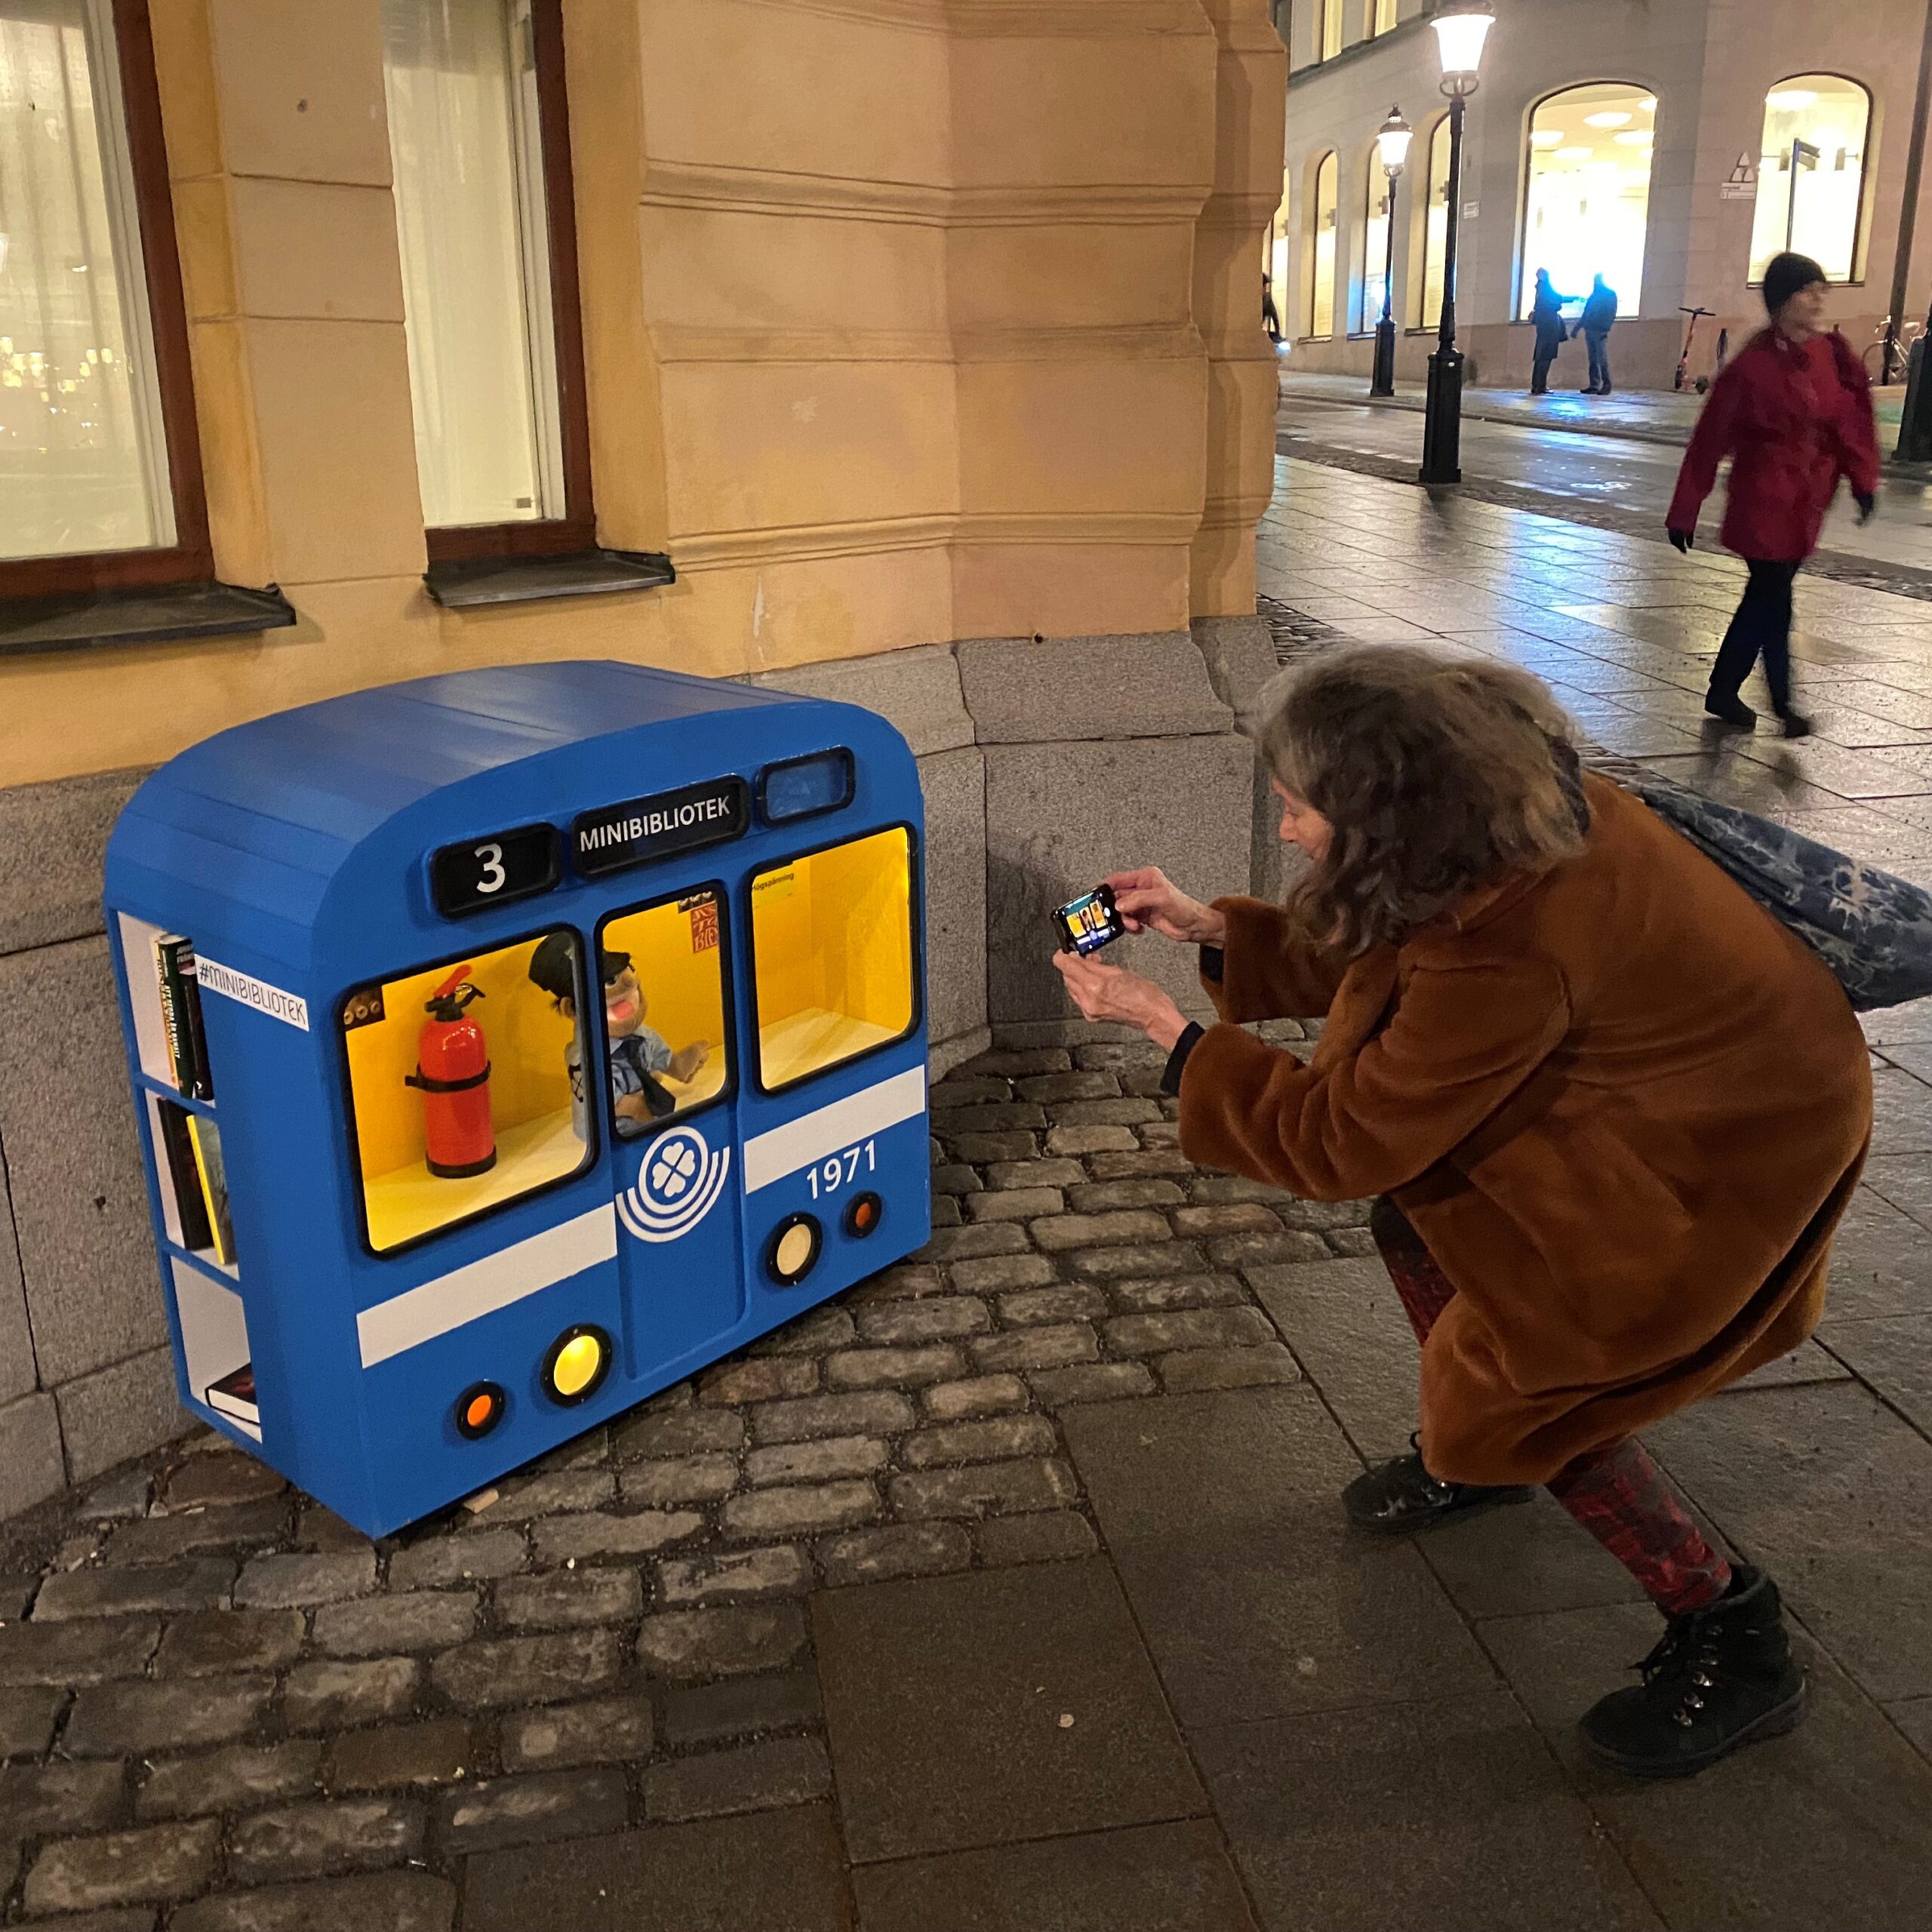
0,580,296,657
424,547,676,610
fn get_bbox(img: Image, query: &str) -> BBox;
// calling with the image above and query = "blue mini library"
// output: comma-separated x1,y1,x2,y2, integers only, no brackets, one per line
106,662,930,1536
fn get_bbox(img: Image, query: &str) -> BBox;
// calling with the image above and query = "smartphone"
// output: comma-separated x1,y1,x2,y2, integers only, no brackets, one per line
1054,884,1128,957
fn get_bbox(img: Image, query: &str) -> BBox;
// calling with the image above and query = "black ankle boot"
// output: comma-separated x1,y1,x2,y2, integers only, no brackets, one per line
1778,708,1814,740
1578,1565,1807,1779
1704,690,1758,730
1342,1435,1534,1536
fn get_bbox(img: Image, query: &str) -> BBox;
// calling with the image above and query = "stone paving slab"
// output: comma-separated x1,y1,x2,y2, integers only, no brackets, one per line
1479,1605,1932,1931
812,1559,1204,1865
463,1803,849,1932
1814,1314,1932,1434
1194,1691,1663,1932
848,1817,1258,1932
1060,1389,1496,1724
1646,1384,1932,1703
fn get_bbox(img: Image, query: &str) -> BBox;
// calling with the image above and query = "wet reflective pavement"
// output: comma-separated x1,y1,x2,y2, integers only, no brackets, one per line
1279,383,1932,576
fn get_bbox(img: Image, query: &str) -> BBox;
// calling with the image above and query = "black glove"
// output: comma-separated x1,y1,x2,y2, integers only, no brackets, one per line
1856,491,1877,524
1668,528,1694,554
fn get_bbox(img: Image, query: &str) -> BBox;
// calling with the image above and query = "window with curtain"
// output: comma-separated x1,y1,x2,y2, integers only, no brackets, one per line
1519,83,1654,318
1306,151,1338,337
1420,115,1451,329
1749,75,1870,285
381,0,591,552
0,0,205,586
1360,150,1391,332
1372,0,1399,35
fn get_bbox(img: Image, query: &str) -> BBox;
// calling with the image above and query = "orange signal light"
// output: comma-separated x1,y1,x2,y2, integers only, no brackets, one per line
454,1381,505,1440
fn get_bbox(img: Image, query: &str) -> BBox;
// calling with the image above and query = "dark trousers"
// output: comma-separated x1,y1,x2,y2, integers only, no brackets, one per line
1531,348,1558,394
1710,558,1802,714
1583,329,1612,392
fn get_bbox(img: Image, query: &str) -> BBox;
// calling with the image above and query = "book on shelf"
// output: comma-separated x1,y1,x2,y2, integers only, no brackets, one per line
153,934,213,1100
154,1100,214,1254
204,1362,258,1426
186,1115,236,1268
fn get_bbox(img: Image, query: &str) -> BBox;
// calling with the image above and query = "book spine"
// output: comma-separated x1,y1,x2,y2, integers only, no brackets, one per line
186,1116,234,1269
156,1102,214,1254
154,937,212,1100
179,946,213,1101
154,939,188,1094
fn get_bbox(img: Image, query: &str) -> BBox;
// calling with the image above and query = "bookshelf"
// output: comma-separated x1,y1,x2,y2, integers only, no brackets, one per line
120,914,254,1435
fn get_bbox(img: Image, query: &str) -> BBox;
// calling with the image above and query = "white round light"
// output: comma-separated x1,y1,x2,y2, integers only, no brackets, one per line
1531,129,1564,149
1556,146,1593,162
1585,110,1633,128
1614,130,1654,146
1768,89,1819,112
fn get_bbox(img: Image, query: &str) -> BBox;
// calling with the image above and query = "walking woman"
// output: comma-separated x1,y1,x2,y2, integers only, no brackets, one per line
1669,251,1880,737
1528,269,1574,395
1053,646,1872,1780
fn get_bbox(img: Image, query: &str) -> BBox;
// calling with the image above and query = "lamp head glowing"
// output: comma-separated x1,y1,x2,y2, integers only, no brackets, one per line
1376,106,1414,175
1432,2,1495,94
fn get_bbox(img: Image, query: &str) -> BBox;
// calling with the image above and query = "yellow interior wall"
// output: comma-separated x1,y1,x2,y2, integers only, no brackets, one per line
599,893,728,1072
752,830,912,1037
0,2,1284,789
344,936,580,1182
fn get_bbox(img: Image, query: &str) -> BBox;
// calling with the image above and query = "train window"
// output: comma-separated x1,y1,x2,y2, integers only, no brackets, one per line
594,887,731,1137
343,930,595,1254
758,749,854,825
751,827,915,1091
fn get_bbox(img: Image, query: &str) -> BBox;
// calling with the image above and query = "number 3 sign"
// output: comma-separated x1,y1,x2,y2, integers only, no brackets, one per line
429,824,562,919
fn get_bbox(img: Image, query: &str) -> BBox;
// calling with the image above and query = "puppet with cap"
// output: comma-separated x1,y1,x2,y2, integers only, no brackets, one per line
528,934,710,1140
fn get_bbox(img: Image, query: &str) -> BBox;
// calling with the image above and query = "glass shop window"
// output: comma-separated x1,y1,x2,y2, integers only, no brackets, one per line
1749,75,1871,285
594,888,731,1139
1306,149,1337,339
343,930,592,1255
751,828,915,1092
1520,83,1654,319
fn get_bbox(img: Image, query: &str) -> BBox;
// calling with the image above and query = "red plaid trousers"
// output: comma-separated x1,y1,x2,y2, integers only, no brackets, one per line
1370,1200,1730,1616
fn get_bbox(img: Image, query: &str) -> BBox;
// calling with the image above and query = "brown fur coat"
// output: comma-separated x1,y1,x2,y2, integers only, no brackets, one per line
1179,774,1872,1484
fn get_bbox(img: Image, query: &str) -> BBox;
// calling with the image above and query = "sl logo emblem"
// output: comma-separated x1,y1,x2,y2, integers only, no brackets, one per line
617,1124,731,1244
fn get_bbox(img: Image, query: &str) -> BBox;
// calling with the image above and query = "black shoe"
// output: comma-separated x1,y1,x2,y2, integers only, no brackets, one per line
1704,690,1757,730
1342,1435,1534,1536
1779,709,1814,740
1578,1565,1807,1780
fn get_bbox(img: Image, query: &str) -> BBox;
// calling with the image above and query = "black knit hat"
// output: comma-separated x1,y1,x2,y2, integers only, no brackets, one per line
1762,251,1827,315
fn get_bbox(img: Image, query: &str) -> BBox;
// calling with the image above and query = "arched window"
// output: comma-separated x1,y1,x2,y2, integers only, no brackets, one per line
1268,163,1291,319
1419,115,1451,329
1360,149,1392,332
1519,83,1654,318
1306,150,1338,337
1371,0,1399,35
1749,75,1870,284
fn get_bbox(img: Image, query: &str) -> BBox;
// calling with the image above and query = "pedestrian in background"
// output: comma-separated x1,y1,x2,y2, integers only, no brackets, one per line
1668,251,1879,738
1528,268,1574,395
1263,272,1283,346
1576,273,1618,394
1053,647,1872,1780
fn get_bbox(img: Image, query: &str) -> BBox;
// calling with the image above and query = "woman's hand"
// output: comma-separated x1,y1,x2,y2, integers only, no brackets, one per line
1052,952,1189,1051
1103,867,1227,946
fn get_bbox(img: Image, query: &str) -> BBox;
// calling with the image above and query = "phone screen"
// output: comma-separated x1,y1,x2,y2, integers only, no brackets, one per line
1054,887,1125,956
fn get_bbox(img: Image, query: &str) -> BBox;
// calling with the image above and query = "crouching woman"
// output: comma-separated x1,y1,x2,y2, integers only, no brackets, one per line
1054,646,1871,1778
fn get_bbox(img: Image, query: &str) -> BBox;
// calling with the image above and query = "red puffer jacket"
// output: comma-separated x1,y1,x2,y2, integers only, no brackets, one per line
1668,328,1879,562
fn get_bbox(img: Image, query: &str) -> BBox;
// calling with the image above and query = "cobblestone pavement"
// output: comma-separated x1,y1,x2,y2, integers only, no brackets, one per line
5,463,1932,1930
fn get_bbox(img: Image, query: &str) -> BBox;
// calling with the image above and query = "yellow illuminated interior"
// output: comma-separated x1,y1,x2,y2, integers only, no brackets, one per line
597,890,731,1125
751,828,915,1090
344,931,589,1254
549,1331,605,1397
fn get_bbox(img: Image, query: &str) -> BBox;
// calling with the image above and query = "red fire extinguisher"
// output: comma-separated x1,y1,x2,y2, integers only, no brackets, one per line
405,965,496,1178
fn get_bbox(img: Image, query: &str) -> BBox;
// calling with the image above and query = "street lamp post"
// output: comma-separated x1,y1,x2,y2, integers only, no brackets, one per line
1370,106,1412,398
1418,3,1495,487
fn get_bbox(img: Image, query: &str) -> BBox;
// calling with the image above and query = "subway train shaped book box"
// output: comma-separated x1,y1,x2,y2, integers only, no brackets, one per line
106,663,931,1536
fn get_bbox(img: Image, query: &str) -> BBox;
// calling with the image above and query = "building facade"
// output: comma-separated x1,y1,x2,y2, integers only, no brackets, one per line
0,0,1286,1517
1275,0,1932,390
